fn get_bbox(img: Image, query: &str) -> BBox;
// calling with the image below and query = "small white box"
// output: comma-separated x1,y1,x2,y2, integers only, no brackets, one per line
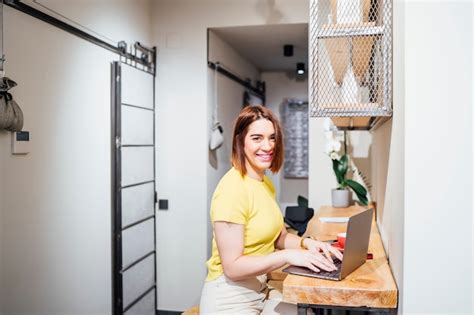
11,131,30,155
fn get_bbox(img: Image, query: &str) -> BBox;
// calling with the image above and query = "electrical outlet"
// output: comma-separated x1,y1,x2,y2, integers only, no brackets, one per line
158,199,168,210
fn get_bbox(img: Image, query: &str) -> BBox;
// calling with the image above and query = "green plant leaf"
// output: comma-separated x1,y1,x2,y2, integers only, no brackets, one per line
297,195,308,208
332,159,343,184
345,179,369,205
345,179,367,196
339,155,348,175
332,155,348,184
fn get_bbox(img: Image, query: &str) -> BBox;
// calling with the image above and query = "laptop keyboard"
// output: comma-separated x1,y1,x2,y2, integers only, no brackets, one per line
315,258,342,278
286,258,342,279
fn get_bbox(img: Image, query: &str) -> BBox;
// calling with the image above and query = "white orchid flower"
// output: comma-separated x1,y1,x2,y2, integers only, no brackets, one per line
330,151,340,160
325,139,341,154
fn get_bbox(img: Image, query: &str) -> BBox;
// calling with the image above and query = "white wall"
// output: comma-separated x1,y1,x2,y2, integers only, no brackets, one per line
151,0,309,311
370,5,405,310
403,2,472,314
371,121,392,226
309,117,339,210
0,1,152,314
35,0,152,45
207,31,260,257
261,72,308,209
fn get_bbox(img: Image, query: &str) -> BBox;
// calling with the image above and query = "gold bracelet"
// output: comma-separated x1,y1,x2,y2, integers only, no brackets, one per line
300,236,313,249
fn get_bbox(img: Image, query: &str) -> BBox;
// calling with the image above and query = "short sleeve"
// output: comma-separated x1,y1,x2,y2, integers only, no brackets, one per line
264,176,276,198
210,176,249,225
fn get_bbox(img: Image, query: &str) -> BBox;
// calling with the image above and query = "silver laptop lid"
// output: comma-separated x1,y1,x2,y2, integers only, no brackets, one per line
340,208,373,279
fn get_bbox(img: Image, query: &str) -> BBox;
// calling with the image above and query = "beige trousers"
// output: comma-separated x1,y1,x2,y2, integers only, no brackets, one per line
199,275,297,314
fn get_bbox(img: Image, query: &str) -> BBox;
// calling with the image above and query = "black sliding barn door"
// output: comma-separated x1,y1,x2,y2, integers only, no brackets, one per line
111,61,156,315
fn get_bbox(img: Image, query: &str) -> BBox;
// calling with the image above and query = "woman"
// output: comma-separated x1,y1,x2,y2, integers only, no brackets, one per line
200,105,343,314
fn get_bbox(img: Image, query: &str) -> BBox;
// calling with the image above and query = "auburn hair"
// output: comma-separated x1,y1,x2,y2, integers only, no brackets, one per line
231,105,284,176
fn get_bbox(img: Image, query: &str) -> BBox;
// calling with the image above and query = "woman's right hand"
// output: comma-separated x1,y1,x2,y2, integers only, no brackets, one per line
283,249,337,273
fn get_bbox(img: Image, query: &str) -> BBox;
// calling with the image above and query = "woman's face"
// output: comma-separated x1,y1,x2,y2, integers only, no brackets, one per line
244,118,276,176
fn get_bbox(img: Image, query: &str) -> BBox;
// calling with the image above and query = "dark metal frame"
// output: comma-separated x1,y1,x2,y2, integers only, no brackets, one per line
111,62,123,313
1,0,5,73
152,58,157,315
297,304,397,315
4,0,156,75
111,61,157,314
207,61,265,103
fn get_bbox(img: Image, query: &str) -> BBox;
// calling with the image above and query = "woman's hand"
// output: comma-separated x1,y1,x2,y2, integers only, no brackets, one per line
283,249,338,273
304,238,344,262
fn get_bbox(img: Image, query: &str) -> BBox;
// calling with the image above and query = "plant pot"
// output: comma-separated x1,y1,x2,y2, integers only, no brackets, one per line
331,188,351,208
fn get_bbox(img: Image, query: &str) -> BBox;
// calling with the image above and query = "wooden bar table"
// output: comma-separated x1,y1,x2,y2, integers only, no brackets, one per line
282,205,398,314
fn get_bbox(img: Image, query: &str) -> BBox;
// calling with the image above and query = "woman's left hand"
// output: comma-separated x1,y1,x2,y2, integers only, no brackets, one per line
305,239,343,262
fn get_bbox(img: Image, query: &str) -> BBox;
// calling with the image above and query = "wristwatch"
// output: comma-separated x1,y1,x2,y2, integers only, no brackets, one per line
300,236,314,250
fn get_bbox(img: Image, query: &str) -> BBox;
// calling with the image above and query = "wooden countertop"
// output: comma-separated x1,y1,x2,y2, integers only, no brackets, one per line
282,205,398,309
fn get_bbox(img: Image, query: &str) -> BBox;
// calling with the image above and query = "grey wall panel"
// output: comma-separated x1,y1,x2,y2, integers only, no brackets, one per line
281,101,309,178
122,219,155,268
121,147,154,186
121,64,153,109
121,182,154,227
124,288,155,315
122,255,155,309
121,106,154,145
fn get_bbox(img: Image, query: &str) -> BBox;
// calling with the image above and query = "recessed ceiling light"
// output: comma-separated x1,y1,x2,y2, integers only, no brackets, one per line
297,62,305,75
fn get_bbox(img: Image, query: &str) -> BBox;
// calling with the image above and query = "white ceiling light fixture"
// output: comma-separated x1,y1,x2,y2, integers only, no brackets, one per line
297,62,305,75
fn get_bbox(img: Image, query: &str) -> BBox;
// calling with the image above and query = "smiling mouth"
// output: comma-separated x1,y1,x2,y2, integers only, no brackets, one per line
256,153,273,162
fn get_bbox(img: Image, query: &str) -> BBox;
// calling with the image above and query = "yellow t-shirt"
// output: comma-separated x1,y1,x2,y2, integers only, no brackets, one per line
206,167,284,281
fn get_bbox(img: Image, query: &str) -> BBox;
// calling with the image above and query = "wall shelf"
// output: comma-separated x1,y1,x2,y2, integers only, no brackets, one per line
318,22,384,38
309,0,393,131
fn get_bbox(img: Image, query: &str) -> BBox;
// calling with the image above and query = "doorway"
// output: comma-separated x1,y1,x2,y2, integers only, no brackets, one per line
206,23,309,248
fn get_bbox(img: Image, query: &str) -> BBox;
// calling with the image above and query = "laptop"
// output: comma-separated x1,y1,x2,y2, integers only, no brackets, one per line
282,208,373,281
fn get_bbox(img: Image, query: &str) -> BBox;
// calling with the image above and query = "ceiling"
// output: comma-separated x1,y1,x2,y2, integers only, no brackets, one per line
211,23,308,72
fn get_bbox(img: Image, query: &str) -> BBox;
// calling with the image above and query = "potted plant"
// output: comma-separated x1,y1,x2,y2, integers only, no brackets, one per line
329,152,368,207
324,123,369,207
